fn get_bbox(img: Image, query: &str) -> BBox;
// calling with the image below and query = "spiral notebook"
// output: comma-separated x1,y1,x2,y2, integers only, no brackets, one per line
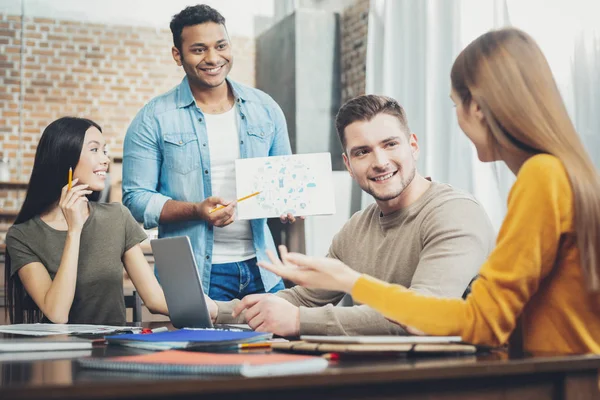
77,350,329,377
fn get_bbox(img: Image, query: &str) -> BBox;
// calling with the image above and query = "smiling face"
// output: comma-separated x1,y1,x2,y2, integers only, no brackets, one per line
72,127,110,192
342,113,418,205
172,22,232,90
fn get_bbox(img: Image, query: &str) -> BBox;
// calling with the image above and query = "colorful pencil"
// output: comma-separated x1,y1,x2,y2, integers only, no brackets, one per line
238,342,272,349
67,167,73,191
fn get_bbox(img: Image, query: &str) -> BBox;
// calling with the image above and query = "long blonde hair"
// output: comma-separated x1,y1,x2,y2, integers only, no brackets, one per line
451,28,600,291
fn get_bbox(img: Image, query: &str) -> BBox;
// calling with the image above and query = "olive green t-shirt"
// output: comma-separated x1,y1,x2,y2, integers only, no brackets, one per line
6,202,147,325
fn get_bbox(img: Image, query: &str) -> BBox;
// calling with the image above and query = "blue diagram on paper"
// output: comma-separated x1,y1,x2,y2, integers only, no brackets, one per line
253,156,317,215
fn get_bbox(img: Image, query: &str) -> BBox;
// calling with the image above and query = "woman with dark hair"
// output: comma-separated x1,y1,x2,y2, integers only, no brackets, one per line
4,117,168,324
258,28,600,354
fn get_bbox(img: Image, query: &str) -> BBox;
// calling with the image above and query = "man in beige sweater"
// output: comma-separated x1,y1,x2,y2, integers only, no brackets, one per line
206,95,495,336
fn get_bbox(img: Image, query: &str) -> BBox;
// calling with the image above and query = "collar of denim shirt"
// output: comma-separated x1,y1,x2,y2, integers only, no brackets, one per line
175,76,247,110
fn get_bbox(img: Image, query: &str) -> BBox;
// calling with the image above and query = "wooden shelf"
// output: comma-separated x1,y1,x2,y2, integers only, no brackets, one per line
0,181,28,190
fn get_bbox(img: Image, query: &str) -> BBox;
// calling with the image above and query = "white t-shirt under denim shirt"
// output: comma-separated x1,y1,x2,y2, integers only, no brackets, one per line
205,107,255,264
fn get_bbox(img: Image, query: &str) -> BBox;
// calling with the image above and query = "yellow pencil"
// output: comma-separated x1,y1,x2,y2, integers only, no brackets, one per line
209,191,261,214
67,167,73,191
238,342,272,349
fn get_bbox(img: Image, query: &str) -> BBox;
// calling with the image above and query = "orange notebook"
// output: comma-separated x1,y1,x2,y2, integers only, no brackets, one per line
78,350,329,377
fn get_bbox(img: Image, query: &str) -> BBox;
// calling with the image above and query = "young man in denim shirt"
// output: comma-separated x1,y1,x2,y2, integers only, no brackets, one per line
123,5,295,300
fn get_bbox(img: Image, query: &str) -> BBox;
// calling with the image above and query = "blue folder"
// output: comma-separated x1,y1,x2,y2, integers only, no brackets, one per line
106,329,271,345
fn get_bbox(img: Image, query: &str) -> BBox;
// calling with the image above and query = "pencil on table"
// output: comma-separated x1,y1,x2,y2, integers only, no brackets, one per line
209,191,261,214
67,167,73,191
322,353,340,361
238,342,272,349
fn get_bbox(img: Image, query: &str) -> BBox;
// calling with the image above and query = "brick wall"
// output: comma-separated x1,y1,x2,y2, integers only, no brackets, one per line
0,13,255,214
0,3,368,240
340,0,370,104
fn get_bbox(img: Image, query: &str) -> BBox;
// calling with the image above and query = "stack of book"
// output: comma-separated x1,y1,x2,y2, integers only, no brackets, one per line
272,335,478,356
0,336,94,362
105,329,273,351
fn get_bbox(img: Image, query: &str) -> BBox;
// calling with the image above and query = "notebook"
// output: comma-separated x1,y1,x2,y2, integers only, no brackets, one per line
0,323,141,336
106,329,272,351
0,349,93,363
0,337,93,352
273,341,477,355
78,350,329,377
301,335,463,344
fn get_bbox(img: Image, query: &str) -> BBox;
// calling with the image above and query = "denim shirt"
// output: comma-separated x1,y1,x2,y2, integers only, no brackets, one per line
122,77,291,292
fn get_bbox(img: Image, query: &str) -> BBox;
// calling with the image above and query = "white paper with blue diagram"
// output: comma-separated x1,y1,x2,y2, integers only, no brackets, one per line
235,152,336,220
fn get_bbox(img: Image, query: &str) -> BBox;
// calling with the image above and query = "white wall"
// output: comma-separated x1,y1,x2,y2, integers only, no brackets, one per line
0,0,275,37
305,172,353,257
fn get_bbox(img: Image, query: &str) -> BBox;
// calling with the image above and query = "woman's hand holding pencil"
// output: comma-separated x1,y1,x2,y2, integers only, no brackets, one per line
67,166,73,191
60,171,93,233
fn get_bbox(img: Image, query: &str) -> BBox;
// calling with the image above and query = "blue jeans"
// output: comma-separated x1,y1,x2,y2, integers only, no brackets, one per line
208,258,285,301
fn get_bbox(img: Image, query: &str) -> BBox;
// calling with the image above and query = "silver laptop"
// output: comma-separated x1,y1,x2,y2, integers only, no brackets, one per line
150,236,250,330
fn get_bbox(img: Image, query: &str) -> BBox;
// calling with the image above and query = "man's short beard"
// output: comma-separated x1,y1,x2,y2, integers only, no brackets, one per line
366,165,416,202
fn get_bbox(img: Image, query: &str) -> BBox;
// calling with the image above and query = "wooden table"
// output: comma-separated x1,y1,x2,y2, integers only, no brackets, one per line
1,328,599,400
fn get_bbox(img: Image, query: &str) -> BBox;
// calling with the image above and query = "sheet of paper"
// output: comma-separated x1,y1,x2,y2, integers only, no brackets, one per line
235,153,336,220
0,324,141,336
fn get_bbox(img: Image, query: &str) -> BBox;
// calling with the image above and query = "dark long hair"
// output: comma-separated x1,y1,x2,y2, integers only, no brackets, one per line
4,117,102,323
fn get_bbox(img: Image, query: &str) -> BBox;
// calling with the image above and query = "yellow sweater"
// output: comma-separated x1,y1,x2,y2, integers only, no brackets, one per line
352,154,600,354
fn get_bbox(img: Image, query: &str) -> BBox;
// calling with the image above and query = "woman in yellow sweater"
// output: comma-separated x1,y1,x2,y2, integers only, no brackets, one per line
258,28,600,354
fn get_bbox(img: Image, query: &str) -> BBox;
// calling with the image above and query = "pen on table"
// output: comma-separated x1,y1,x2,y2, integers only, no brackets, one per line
322,353,340,361
140,326,169,334
67,167,73,191
209,191,261,214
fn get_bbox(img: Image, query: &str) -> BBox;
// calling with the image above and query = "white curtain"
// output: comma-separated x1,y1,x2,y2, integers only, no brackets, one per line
365,0,600,231
506,0,600,169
